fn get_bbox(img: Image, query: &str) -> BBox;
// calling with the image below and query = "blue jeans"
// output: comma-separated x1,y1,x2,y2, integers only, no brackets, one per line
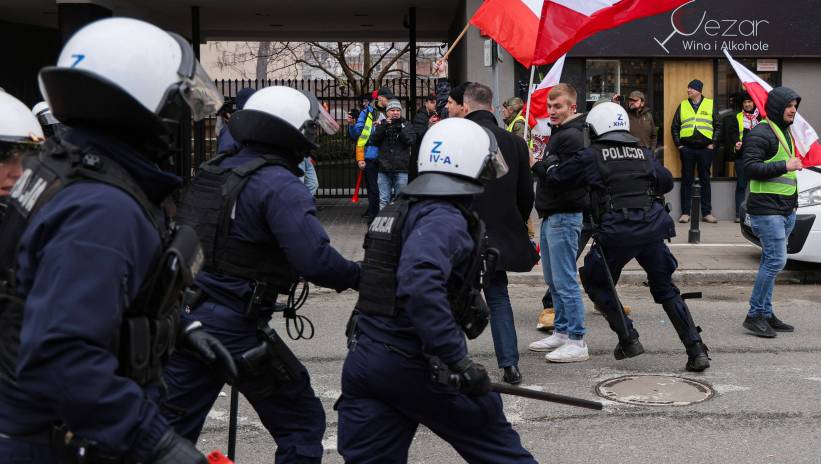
734,158,748,219
540,213,586,339
748,213,796,317
680,146,714,215
300,157,318,196
377,171,408,209
483,271,518,368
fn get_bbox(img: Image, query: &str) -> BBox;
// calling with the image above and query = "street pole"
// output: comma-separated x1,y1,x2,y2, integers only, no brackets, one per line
491,41,502,126
689,180,701,243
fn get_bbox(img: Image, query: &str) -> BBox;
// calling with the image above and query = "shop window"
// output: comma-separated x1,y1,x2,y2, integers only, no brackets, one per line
585,60,620,109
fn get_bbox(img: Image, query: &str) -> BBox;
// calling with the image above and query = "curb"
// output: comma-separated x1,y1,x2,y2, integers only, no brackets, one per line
507,269,821,286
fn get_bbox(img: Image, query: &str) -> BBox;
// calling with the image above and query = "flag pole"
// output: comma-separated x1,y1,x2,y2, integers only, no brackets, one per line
523,66,535,143
433,23,470,73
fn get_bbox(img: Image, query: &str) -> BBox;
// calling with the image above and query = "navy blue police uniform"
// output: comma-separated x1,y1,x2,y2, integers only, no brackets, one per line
337,198,536,463
0,129,185,462
543,140,709,368
161,146,360,462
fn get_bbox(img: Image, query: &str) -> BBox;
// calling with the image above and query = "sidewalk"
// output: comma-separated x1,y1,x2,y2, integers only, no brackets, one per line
316,198,821,285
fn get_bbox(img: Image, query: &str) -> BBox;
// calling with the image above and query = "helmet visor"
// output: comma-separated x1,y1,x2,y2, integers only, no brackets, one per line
179,60,224,121
479,147,509,182
316,103,340,135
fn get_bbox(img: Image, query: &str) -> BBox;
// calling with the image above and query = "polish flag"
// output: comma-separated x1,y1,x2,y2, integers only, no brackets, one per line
469,0,543,68
533,0,690,66
526,54,566,135
724,50,821,168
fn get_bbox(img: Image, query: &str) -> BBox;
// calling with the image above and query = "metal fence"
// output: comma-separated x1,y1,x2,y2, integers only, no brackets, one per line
194,78,438,198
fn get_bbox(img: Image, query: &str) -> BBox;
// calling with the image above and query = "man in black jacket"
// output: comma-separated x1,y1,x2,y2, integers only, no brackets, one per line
462,83,538,384
410,94,439,180
370,99,416,209
740,86,803,338
528,83,590,363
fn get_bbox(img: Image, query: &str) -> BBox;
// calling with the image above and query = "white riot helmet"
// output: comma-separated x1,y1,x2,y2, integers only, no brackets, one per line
38,17,223,156
229,86,339,153
1,92,44,160
585,102,638,144
403,118,508,197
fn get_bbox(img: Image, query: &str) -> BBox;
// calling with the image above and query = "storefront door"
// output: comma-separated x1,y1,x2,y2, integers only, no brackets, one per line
663,60,713,177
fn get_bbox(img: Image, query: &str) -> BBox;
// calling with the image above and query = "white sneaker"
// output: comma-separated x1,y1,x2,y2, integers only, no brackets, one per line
528,333,568,352
545,339,590,363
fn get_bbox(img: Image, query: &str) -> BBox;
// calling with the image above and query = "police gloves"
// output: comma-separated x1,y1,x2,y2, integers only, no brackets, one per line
151,430,207,464
451,357,491,396
180,321,239,382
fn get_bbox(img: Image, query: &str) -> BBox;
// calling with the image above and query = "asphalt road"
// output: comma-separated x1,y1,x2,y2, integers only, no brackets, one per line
196,283,821,464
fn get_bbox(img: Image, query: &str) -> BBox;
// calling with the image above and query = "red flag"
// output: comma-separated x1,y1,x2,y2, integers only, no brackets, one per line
527,54,566,132
533,0,690,66
724,50,821,168
469,0,544,68
351,170,363,203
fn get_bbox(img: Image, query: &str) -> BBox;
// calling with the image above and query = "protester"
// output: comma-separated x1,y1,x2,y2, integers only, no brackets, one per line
619,90,657,150
446,82,472,119
463,83,538,384
502,97,527,139
728,91,762,222
370,99,415,208
352,88,388,222
528,83,590,363
410,94,439,180
741,87,802,338
671,79,721,224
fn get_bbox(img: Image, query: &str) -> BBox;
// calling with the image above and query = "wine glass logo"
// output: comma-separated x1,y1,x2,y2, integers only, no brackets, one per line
653,0,706,53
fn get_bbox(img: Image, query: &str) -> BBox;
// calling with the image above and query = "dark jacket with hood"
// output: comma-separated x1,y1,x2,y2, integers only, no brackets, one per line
742,87,801,216
531,114,588,217
465,110,539,272
369,117,416,172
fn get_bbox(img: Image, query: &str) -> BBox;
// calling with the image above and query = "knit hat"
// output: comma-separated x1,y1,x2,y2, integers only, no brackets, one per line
687,79,704,92
377,86,395,99
386,99,402,111
628,90,646,101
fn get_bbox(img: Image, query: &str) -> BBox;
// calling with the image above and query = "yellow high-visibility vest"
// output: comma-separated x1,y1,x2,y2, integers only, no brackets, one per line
679,98,714,139
749,120,798,196
505,110,534,149
355,109,374,162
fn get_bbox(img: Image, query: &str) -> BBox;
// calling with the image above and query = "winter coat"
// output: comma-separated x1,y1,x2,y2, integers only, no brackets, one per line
742,87,801,216
369,117,416,172
531,114,589,217
628,107,657,150
465,110,539,272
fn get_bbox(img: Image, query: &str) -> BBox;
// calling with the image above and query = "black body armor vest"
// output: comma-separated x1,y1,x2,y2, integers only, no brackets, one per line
0,138,202,387
591,142,657,220
176,154,299,291
355,198,498,340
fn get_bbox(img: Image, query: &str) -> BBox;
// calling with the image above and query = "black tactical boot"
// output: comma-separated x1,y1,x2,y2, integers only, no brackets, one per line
502,365,522,385
743,315,777,338
614,338,644,360
768,313,794,332
685,342,710,372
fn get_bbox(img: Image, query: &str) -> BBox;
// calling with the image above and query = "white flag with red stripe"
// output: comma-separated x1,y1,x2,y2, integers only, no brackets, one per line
533,0,690,66
526,54,566,135
724,50,821,168
469,0,543,68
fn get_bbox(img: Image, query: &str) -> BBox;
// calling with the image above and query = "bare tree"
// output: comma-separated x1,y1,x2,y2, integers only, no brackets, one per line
212,41,444,96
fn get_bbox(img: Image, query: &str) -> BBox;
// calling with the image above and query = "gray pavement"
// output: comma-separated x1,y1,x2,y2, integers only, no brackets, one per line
191,201,821,463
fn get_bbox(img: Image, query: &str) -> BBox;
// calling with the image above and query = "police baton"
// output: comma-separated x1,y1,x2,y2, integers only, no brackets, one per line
490,383,603,410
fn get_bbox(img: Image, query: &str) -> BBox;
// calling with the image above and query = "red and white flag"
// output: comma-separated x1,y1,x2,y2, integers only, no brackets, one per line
527,54,566,134
724,50,821,168
533,0,690,66
469,0,544,68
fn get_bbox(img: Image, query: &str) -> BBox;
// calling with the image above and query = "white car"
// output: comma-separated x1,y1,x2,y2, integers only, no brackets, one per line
740,166,821,263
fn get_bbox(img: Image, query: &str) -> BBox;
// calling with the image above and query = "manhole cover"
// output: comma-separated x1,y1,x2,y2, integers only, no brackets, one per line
595,374,714,406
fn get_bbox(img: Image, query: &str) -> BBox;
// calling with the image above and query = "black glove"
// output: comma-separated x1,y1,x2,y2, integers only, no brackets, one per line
180,321,238,382
451,357,491,396
151,430,207,464
544,154,560,167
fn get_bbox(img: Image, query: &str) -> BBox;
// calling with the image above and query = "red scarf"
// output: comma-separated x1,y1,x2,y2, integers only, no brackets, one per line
743,108,760,131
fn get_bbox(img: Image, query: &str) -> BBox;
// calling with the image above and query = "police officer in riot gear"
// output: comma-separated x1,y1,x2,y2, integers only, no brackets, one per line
0,17,237,463
338,118,537,463
162,85,359,462
0,93,43,221
542,103,710,372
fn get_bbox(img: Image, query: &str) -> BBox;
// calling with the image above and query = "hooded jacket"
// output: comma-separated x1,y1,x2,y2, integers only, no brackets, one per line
532,114,588,216
741,87,801,216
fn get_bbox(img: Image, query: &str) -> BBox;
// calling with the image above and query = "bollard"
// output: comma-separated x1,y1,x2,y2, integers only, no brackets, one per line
688,179,701,243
